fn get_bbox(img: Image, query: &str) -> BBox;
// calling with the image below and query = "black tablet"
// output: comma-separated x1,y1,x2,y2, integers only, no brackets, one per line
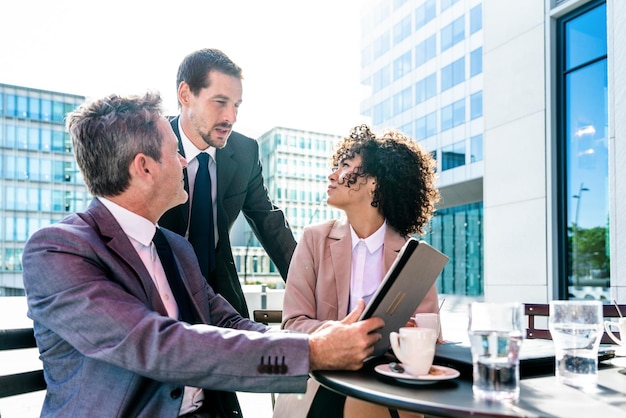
359,238,449,357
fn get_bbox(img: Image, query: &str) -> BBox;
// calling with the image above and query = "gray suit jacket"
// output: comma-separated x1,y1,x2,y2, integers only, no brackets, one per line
22,199,309,418
159,117,297,317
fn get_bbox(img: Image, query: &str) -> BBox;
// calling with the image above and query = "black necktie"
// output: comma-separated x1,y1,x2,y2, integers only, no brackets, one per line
152,228,197,323
188,152,215,280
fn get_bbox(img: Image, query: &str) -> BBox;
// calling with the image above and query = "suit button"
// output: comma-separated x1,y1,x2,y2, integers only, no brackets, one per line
170,388,183,399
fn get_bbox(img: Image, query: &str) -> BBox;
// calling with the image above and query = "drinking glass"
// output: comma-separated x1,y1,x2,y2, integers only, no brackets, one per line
548,300,603,388
468,302,524,401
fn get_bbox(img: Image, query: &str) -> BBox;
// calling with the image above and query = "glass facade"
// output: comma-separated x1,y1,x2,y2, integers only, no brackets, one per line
0,84,88,295
361,0,485,296
426,203,483,296
557,1,609,300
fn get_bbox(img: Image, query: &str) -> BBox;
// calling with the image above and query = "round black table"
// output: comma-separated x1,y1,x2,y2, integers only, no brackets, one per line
312,357,626,417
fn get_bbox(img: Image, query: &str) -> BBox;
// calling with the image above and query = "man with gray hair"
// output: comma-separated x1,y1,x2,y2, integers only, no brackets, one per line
22,92,383,417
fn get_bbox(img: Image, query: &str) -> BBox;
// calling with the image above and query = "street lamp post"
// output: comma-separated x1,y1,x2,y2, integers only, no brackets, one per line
573,182,589,287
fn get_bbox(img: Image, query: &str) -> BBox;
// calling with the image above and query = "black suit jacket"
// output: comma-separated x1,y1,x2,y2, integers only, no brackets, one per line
159,117,297,317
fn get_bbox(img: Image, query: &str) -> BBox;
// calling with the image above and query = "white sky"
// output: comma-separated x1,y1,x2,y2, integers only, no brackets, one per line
0,0,371,138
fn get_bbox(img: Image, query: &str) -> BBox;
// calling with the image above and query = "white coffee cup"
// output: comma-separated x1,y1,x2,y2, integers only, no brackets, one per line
605,318,626,346
413,312,440,333
389,327,437,376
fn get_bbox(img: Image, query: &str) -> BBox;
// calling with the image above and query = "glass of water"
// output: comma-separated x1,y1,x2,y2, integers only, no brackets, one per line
548,300,603,388
468,302,524,402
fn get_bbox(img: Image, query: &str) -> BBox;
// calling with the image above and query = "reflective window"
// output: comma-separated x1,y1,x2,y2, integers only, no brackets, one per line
440,0,460,13
566,4,607,70
415,72,437,104
470,91,483,119
470,4,482,34
558,1,608,300
393,51,412,80
441,57,465,91
373,98,392,125
427,202,483,296
400,121,413,138
52,101,64,122
28,127,39,150
373,31,390,59
471,134,483,162
415,34,436,67
6,94,16,117
415,110,437,140
373,65,391,92
393,15,412,44
41,99,52,121
441,16,464,52
393,87,412,115
41,129,52,151
441,99,465,132
16,95,28,118
442,140,466,171
28,97,40,119
470,47,483,77
415,0,436,30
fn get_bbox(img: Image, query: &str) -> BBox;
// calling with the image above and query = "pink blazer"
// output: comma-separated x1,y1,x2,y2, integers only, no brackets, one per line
282,218,440,333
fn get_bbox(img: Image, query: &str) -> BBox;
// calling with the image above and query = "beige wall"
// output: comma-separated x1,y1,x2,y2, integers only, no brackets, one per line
482,0,549,303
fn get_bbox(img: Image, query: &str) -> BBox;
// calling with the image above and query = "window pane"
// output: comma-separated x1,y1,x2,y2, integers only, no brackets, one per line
393,51,412,80
566,60,609,294
471,91,483,119
393,15,412,44
442,140,465,171
565,3,607,70
415,0,436,30
470,4,482,34
470,47,483,77
471,134,483,162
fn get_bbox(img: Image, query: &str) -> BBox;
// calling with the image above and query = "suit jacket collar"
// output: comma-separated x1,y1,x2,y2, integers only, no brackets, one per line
83,199,169,316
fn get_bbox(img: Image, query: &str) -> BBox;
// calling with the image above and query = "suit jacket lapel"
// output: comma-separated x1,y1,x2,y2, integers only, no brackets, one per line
383,226,409,270
328,218,352,317
84,199,169,317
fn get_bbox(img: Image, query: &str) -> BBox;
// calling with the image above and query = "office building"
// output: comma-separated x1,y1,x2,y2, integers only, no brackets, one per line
360,0,484,296
230,127,343,285
0,84,89,295
359,0,623,302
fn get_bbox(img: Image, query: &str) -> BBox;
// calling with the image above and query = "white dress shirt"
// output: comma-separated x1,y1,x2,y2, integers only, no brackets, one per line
349,221,387,311
178,119,218,247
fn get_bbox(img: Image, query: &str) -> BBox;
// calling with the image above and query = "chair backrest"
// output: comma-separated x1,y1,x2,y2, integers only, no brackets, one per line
525,303,624,344
0,328,46,398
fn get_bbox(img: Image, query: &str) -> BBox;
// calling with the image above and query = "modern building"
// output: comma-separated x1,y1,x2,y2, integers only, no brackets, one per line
0,84,89,295
359,0,622,303
230,127,343,286
359,0,485,296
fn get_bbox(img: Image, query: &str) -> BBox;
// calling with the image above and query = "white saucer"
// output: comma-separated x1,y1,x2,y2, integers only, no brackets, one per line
374,364,460,385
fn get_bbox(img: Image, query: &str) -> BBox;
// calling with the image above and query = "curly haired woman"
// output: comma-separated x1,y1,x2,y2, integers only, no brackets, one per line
274,124,442,418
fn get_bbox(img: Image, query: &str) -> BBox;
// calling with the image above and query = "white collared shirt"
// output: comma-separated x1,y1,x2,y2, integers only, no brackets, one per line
178,119,218,247
349,221,387,311
97,197,203,415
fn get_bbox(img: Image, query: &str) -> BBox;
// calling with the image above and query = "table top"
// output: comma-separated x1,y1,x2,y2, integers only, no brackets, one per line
311,356,626,418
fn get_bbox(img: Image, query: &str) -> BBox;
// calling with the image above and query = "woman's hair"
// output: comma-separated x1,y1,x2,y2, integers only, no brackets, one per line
331,124,440,236
66,91,164,197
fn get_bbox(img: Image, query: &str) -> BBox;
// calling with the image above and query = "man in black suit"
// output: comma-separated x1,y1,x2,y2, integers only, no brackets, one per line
159,48,297,317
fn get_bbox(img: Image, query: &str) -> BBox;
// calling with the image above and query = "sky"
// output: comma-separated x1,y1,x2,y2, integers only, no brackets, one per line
0,0,371,138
